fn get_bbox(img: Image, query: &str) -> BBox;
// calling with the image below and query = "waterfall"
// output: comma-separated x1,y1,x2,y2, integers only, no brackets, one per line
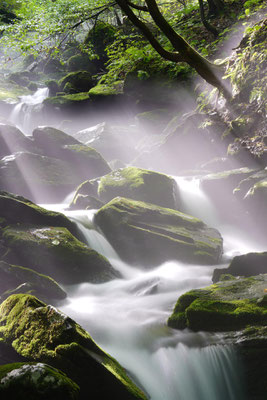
9,87,49,134
44,188,250,400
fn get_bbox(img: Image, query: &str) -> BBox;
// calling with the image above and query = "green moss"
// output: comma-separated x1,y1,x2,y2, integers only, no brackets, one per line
2,225,117,284
43,93,91,107
89,84,118,97
168,274,267,331
0,362,80,399
98,166,177,209
59,71,93,93
0,295,148,400
95,196,222,266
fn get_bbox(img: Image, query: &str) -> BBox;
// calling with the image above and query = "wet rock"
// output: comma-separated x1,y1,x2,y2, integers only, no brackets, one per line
168,274,267,331
59,71,94,93
94,197,222,266
0,362,80,400
43,92,91,110
73,122,139,163
69,194,104,210
213,252,267,283
2,225,119,284
0,260,66,303
32,126,111,181
97,166,178,209
0,124,39,158
67,54,97,74
0,294,148,400
0,151,81,202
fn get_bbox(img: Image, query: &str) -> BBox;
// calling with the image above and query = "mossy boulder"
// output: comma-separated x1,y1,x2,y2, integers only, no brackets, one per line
43,92,91,109
0,124,39,158
0,363,80,400
73,122,139,163
67,54,97,74
59,71,94,93
32,126,111,181
45,79,60,96
213,252,267,283
43,58,64,74
69,195,104,210
84,21,117,63
1,225,119,284
0,294,148,400
0,261,66,303
0,151,82,203
88,83,123,105
0,191,78,237
168,274,267,331
94,197,222,266
135,109,173,134
97,166,178,209
8,72,32,87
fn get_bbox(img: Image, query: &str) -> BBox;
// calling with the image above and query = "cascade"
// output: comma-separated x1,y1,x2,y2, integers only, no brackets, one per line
9,87,49,134
44,177,257,400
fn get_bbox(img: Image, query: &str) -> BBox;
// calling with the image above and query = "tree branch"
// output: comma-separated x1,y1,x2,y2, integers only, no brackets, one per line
126,1,148,11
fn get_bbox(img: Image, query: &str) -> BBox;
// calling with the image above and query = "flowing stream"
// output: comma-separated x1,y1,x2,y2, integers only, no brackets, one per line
9,87,49,134
40,176,267,400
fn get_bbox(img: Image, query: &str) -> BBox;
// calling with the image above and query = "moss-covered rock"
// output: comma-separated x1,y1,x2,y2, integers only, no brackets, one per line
1,225,119,284
0,151,81,203
32,126,111,181
0,261,66,303
84,21,117,64
59,71,94,93
168,274,267,331
98,166,178,209
69,194,104,210
88,83,123,105
43,58,64,74
0,191,78,237
94,197,222,266
73,122,139,163
67,54,97,74
0,124,39,158
0,362,80,400
0,294,148,400
43,92,91,109
213,252,267,283
135,109,173,134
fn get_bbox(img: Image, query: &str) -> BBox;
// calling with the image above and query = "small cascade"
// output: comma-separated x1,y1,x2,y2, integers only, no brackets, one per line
9,87,49,134
44,192,252,400
174,176,218,226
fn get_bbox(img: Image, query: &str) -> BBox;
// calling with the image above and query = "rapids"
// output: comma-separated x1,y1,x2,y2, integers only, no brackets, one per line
41,177,266,400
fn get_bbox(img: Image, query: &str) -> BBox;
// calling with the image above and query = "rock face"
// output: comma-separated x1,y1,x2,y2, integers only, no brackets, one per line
97,166,178,209
0,124,38,158
2,225,118,284
0,151,79,203
0,125,111,203
168,274,267,331
0,192,119,284
213,252,267,283
0,261,66,302
0,362,80,400
0,294,148,400
94,197,223,266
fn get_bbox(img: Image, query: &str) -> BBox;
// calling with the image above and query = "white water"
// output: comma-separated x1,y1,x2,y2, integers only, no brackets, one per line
9,87,49,134
40,177,265,400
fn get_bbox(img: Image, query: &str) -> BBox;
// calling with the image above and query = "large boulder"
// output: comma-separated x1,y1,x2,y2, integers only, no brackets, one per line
94,197,223,266
168,274,267,331
213,252,267,283
0,151,81,202
43,93,91,110
0,294,148,400
32,126,111,180
97,166,178,209
0,124,39,158
59,71,94,93
73,122,140,163
0,261,66,303
0,363,80,400
1,225,118,284
0,191,78,237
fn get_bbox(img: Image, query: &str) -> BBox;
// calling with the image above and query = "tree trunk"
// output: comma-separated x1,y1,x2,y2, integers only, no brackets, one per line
198,0,218,36
115,0,231,98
